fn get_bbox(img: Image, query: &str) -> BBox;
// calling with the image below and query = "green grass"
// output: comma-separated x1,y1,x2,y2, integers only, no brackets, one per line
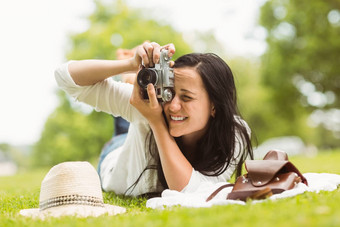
1,150,340,226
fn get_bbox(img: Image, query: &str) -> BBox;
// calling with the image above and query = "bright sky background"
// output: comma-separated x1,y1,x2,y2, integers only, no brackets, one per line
0,0,266,145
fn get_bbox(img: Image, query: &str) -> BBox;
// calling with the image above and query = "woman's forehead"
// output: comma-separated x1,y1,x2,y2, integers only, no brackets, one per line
174,67,199,80
173,67,205,91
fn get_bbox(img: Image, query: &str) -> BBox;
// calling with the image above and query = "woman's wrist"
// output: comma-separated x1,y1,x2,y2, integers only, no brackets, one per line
127,57,140,72
149,115,167,132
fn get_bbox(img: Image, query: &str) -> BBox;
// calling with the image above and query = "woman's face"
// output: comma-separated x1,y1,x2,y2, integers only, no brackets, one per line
163,67,214,142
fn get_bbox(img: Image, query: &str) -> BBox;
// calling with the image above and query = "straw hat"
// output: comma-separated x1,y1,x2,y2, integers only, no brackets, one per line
19,161,126,219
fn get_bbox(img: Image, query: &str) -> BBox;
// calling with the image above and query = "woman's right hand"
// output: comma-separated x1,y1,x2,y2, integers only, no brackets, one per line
130,41,175,70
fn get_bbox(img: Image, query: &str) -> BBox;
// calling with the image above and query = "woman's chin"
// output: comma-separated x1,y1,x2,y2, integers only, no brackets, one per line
169,129,183,138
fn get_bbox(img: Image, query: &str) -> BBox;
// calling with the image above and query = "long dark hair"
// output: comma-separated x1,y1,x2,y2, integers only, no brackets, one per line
126,53,253,195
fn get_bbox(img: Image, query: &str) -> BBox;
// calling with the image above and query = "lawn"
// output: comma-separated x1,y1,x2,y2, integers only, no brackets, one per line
1,150,340,227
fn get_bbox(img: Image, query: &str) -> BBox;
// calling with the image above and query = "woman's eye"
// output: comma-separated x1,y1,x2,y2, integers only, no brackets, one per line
181,95,193,101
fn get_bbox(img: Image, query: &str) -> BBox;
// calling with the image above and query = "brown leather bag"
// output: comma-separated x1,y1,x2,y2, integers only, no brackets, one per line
206,150,308,202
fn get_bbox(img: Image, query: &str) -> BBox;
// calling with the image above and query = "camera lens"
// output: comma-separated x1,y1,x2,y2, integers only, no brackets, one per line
163,88,174,102
137,68,157,88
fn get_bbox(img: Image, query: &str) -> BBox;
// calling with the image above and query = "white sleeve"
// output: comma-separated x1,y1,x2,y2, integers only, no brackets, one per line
54,61,144,123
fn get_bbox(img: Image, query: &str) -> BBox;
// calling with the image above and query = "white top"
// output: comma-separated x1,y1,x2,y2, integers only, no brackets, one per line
54,61,248,196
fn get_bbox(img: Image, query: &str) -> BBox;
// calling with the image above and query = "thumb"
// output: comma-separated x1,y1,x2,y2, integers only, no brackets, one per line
147,83,159,109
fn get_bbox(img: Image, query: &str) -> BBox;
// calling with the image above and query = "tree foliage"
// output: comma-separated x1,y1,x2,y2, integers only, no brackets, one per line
259,0,340,146
66,0,192,60
32,0,192,167
230,58,274,144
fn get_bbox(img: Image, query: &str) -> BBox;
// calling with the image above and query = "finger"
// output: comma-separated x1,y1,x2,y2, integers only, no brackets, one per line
169,60,175,67
161,43,176,57
143,42,154,67
147,83,159,109
151,42,161,64
136,44,149,67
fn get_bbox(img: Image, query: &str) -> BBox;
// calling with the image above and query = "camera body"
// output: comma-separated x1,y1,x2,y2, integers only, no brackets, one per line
137,49,174,102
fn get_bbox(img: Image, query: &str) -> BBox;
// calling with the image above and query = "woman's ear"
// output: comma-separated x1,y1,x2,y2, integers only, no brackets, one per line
211,105,216,118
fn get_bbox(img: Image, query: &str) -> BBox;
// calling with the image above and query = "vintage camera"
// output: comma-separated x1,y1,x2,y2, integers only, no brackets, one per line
137,49,174,102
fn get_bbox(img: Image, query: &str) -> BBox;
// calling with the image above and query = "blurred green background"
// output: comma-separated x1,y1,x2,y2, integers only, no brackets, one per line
1,0,340,170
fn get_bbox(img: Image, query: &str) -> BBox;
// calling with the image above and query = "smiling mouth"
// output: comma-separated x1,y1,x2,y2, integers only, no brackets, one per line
170,115,188,121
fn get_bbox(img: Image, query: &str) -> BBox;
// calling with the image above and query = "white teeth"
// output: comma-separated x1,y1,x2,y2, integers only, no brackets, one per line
170,115,186,121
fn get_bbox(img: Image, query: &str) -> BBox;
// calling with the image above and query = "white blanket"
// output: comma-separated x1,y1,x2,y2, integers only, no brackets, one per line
146,173,340,209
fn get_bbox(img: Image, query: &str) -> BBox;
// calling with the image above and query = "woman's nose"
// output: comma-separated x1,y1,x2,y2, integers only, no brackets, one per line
168,95,181,112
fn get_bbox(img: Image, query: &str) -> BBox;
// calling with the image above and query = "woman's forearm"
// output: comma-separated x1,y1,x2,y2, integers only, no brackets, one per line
150,120,193,191
68,58,137,86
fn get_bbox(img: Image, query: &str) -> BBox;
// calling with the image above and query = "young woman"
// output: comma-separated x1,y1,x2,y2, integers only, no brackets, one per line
55,41,253,197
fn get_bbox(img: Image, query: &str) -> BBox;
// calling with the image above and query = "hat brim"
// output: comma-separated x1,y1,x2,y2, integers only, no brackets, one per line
19,204,126,219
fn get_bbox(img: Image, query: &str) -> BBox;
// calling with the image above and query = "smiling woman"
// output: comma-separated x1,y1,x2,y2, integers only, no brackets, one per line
55,41,253,197
158,53,253,189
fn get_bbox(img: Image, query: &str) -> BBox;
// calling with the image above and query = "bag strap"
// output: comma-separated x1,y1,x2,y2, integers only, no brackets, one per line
206,183,234,202
264,150,288,160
